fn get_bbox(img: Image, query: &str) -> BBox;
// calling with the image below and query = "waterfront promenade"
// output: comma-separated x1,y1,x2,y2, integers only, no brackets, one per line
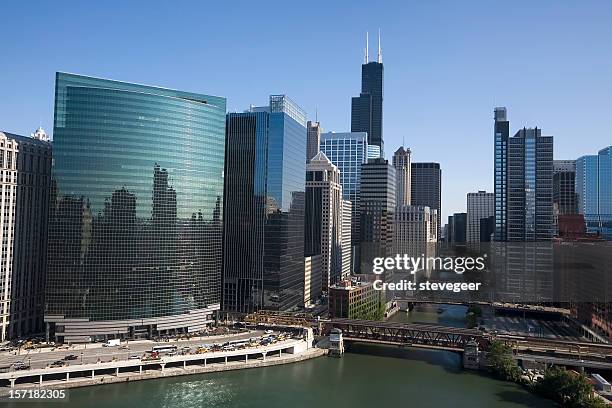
0,338,325,393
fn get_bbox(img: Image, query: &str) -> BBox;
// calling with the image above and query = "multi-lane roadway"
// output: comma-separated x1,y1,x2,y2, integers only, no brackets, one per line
0,330,267,371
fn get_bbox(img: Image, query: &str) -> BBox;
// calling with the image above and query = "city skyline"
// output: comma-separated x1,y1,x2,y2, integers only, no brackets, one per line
2,1,612,221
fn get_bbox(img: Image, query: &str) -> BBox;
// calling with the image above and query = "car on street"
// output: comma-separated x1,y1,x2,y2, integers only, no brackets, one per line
128,355,140,360
64,354,78,360
50,360,67,368
11,361,29,370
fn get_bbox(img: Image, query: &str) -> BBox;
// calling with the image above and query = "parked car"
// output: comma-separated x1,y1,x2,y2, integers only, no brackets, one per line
64,354,78,361
128,355,140,360
50,360,66,368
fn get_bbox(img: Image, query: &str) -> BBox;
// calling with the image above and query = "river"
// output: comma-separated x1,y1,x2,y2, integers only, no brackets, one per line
19,305,553,408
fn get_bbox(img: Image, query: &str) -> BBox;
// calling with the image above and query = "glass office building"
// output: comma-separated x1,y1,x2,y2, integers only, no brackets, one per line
576,146,612,239
320,132,368,248
506,128,554,241
46,73,226,342
223,95,306,313
494,107,509,241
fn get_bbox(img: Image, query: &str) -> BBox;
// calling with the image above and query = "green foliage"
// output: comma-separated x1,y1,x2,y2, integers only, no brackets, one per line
466,312,477,329
467,305,482,317
488,340,521,382
534,367,604,408
352,301,386,321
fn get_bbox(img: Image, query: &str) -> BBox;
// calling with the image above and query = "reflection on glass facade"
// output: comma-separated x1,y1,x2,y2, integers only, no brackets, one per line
494,107,509,241
223,96,306,313
46,73,226,342
576,146,612,239
320,132,368,248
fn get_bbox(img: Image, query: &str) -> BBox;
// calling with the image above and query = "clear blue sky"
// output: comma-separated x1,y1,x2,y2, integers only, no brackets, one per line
2,1,611,220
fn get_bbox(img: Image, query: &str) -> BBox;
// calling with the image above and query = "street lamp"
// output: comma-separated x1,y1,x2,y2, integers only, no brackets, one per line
28,357,31,370
81,352,84,365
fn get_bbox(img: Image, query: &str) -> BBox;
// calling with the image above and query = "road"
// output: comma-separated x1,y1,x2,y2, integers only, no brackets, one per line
0,330,268,371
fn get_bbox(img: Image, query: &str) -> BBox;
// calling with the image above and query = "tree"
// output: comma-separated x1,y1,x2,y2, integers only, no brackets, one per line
534,367,605,408
487,340,521,382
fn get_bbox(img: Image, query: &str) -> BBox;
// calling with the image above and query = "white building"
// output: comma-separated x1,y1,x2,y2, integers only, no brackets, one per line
0,130,52,340
305,152,343,293
341,200,352,279
394,205,438,244
392,146,411,207
467,191,494,243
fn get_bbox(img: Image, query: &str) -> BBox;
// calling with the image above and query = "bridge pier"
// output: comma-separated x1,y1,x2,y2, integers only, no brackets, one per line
463,340,480,369
66,372,70,382
329,328,345,357
262,352,267,362
9,378,15,388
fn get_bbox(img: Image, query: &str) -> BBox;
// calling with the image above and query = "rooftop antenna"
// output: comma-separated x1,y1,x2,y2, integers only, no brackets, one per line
365,31,369,63
377,28,382,63
315,105,319,123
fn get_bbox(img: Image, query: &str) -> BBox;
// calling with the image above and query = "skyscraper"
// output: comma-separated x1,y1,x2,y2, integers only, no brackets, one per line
494,107,510,241
360,158,396,273
553,160,577,233
320,131,368,249
576,146,612,239
507,128,554,241
0,130,51,341
223,95,307,313
306,120,321,163
46,73,225,343
411,162,441,239
305,152,343,290
466,191,494,244
392,146,411,207
448,213,467,245
394,205,437,244
351,31,384,155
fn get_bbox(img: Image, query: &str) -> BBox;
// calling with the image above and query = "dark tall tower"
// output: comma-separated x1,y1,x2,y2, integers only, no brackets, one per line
411,162,442,239
494,107,510,241
351,31,384,156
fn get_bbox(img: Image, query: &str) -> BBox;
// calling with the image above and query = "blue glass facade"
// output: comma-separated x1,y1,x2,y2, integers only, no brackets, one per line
46,73,226,342
320,132,368,247
223,96,306,313
576,146,612,239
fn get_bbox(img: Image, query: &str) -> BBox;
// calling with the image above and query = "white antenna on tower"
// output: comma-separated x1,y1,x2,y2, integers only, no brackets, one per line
377,28,382,63
365,31,369,63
